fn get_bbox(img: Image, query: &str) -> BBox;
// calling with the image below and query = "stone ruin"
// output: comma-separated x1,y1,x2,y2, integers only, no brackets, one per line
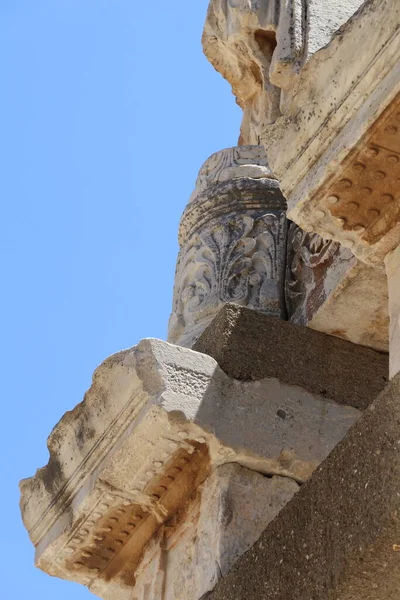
20,1,400,598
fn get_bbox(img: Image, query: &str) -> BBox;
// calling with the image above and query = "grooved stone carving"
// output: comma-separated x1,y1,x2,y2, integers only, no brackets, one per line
20,338,361,599
168,146,287,348
131,464,299,600
203,0,364,144
224,0,400,266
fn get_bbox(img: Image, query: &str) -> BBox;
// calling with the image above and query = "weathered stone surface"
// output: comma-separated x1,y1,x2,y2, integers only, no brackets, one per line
285,224,389,351
307,259,389,352
168,146,287,347
385,244,400,378
203,0,400,265
190,144,275,198
288,92,400,266
208,372,400,600
194,304,389,410
130,465,298,600
285,222,356,324
20,337,361,598
203,0,364,143
262,0,400,266
168,145,389,352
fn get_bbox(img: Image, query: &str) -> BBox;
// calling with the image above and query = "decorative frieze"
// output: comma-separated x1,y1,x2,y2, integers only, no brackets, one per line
168,146,287,347
131,464,298,600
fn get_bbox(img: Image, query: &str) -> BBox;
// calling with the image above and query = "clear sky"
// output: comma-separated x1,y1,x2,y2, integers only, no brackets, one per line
0,1,241,598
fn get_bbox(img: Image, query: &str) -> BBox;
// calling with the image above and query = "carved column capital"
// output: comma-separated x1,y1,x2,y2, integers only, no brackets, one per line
168,146,287,347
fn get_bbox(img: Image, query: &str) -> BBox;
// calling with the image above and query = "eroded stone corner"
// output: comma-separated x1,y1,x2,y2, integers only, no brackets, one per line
19,337,362,599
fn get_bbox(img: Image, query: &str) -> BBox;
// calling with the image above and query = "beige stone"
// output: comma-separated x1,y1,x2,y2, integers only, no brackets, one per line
203,0,400,266
308,260,389,352
20,338,360,599
129,465,298,600
262,0,400,266
203,0,364,144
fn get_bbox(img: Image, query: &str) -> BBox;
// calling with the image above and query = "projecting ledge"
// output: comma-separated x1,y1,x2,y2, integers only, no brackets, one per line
20,335,366,599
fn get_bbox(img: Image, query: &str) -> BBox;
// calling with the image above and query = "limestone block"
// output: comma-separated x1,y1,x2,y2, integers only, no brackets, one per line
131,465,298,600
286,224,389,351
168,146,287,347
385,244,400,378
207,373,400,600
203,0,364,144
261,0,400,265
204,0,400,265
193,304,389,412
307,261,389,352
20,338,360,599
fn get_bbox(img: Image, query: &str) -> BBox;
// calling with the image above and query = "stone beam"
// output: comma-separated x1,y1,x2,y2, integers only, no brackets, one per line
131,464,297,600
193,304,388,410
20,336,364,599
207,370,400,600
385,245,400,378
203,0,400,266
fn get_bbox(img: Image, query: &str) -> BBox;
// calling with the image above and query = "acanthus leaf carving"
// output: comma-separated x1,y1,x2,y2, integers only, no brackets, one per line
169,211,287,346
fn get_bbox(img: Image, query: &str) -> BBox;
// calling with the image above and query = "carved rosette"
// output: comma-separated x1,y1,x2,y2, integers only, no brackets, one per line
168,146,287,347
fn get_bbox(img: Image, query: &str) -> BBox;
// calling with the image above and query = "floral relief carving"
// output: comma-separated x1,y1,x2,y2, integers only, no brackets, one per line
169,211,286,345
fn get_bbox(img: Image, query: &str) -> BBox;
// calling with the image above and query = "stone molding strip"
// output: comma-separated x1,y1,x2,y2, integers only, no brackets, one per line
179,177,286,246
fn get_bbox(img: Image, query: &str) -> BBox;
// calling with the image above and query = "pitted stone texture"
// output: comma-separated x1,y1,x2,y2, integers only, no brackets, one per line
252,0,399,266
169,146,287,348
207,374,400,600
203,0,364,144
194,304,389,410
285,223,389,351
296,94,400,266
130,465,298,600
20,338,360,599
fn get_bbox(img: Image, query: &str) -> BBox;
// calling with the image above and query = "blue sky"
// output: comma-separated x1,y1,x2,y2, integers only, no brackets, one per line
0,1,240,597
